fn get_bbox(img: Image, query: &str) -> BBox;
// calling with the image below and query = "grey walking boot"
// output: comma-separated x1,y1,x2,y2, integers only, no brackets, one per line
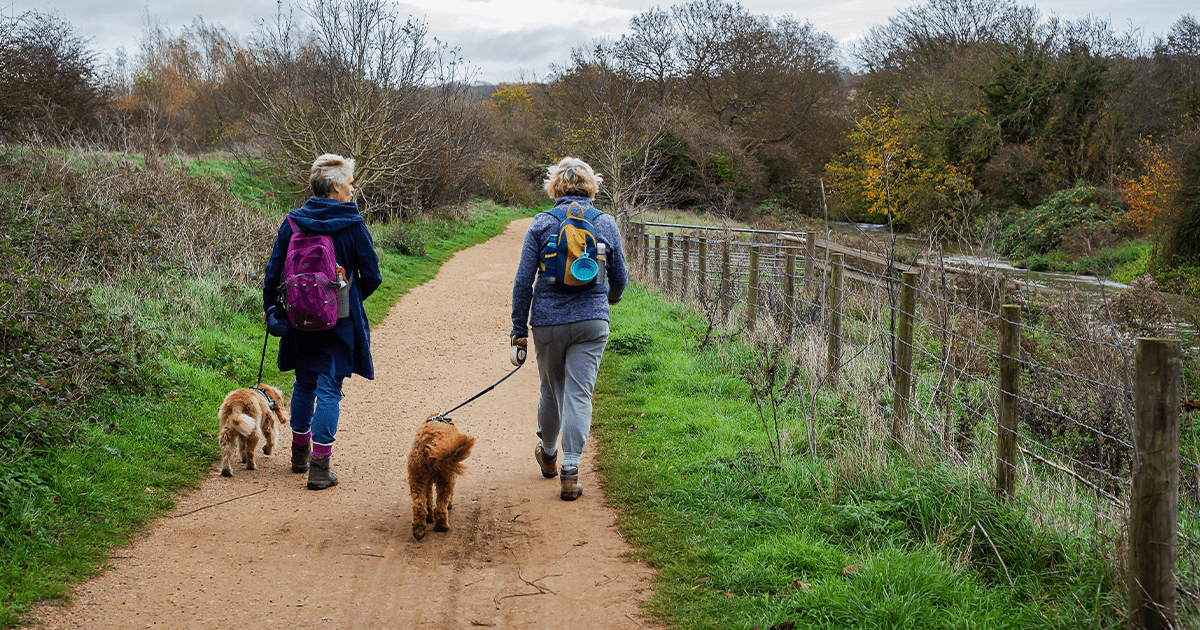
535,443,558,478
291,443,311,474
560,466,582,501
307,455,338,490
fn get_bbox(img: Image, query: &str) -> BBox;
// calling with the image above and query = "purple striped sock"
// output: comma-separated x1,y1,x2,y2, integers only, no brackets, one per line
292,431,311,447
312,443,332,459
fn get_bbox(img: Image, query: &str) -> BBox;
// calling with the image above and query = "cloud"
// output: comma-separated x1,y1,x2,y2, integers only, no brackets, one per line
7,0,1190,82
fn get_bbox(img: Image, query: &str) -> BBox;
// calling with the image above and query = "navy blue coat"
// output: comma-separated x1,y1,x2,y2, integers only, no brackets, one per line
263,197,383,380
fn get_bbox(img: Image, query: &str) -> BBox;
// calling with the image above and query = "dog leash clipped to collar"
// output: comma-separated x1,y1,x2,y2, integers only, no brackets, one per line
249,326,277,410
249,387,277,411
426,415,454,424
432,363,523,422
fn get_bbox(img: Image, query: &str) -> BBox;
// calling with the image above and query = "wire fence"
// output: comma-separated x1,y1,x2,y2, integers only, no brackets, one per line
627,221,1199,625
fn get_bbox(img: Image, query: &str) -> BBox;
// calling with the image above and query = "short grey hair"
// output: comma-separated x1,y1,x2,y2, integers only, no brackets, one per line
543,157,601,200
309,153,356,198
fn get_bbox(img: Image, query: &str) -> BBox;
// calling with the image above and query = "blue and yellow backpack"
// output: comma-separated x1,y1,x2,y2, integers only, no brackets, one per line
540,201,607,292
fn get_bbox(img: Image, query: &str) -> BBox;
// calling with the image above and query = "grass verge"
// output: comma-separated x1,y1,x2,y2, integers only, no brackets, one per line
0,167,531,625
592,283,1124,630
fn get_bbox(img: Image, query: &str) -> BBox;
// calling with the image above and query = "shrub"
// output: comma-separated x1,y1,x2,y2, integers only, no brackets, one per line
1108,274,1172,336
608,331,653,354
999,183,1128,259
379,223,427,257
0,148,276,455
481,152,539,208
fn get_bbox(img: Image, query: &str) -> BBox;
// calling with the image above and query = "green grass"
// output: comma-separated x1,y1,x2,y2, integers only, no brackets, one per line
182,154,294,216
1024,240,1149,278
592,284,1124,630
0,171,532,625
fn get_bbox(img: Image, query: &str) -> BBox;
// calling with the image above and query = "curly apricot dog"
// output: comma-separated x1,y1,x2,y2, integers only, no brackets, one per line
408,416,475,540
218,384,288,477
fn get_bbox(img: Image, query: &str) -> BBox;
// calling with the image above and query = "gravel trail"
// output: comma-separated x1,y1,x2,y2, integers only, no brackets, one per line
31,217,655,629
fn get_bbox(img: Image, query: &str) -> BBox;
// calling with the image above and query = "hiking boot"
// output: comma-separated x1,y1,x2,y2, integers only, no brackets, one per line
307,456,338,490
535,444,558,478
291,443,311,474
560,466,582,501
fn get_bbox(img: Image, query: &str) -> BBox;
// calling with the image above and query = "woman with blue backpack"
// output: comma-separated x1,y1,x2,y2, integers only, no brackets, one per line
263,154,383,490
510,157,628,501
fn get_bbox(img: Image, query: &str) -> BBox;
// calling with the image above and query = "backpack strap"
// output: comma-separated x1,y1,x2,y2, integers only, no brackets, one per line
547,202,603,222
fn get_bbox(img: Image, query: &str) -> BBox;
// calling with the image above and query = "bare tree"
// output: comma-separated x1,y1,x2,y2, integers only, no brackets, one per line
236,0,481,215
549,43,674,229
614,8,678,106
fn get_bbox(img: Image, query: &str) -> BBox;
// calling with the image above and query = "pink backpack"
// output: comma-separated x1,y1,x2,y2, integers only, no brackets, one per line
280,216,340,331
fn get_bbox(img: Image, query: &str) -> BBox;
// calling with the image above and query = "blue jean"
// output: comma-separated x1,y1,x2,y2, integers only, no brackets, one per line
290,365,345,445
532,319,609,470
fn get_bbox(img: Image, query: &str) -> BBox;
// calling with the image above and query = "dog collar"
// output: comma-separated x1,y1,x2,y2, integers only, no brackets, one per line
249,387,277,411
426,415,453,425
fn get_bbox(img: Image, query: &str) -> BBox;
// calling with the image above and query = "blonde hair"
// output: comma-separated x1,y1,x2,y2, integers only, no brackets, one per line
543,157,601,200
309,153,356,198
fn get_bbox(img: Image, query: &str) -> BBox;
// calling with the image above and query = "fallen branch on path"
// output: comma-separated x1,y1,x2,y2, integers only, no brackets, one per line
169,489,267,518
493,567,562,609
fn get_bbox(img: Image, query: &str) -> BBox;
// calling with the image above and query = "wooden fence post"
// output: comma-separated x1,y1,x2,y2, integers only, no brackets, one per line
1128,337,1181,630
996,304,1021,503
681,236,691,296
805,232,816,293
698,238,708,292
666,232,675,292
720,243,731,317
892,271,919,446
826,253,844,379
747,246,761,326
642,232,650,276
654,234,662,284
634,223,643,265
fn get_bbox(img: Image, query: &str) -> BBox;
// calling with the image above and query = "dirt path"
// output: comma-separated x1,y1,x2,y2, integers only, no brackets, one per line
31,218,656,629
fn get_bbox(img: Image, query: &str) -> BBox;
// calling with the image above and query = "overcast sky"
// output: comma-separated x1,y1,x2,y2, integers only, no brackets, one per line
6,0,1194,83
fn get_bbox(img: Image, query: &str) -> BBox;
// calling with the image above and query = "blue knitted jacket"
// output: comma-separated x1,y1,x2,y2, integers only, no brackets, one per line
510,196,628,337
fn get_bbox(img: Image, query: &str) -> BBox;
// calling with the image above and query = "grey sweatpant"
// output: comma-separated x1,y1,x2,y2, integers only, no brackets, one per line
531,319,610,470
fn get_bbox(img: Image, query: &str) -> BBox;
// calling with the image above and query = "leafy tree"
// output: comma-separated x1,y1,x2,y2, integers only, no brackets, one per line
825,99,972,225
1157,145,1200,266
1116,139,1182,233
0,10,107,143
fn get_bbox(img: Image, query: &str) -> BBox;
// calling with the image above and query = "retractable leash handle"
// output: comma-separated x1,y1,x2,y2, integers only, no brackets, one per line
510,336,528,367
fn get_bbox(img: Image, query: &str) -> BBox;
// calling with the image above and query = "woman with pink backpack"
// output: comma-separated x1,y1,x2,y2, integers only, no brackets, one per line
263,154,383,490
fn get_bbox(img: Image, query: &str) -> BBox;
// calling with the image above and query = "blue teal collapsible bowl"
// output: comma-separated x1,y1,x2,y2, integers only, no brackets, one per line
571,255,598,282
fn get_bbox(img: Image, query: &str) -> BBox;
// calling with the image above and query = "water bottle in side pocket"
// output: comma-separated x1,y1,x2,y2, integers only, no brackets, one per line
335,266,351,318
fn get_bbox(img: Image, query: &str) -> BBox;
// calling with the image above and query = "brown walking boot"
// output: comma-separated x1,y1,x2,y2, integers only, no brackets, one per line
535,444,559,478
560,466,582,501
307,455,338,490
291,443,311,474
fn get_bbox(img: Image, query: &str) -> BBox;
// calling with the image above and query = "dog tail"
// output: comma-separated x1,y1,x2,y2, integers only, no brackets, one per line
225,413,256,438
427,432,475,477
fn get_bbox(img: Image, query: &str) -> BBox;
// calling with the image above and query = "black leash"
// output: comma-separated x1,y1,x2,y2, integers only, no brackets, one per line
249,326,277,411
256,326,269,385
429,363,523,422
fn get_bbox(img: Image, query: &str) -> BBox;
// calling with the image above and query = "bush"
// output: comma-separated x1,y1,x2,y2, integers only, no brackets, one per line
481,152,539,208
0,148,277,456
1108,274,1172,336
999,183,1128,259
379,223,427,257
608,331,653,354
